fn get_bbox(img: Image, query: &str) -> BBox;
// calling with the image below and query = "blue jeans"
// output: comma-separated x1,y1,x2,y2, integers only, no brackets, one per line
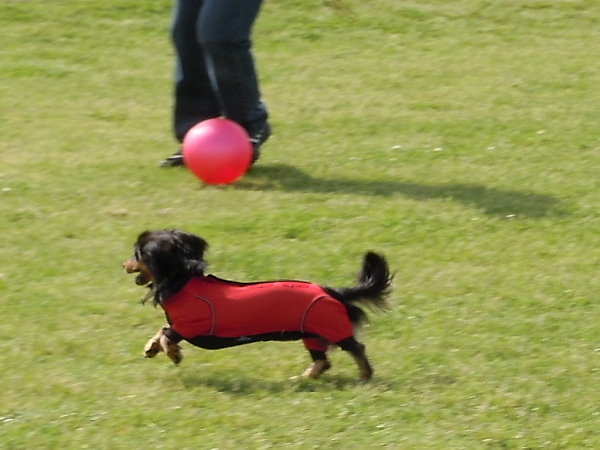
171,0,268,142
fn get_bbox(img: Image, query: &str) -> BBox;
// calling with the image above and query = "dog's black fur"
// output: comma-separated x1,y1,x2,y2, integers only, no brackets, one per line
124,229,393,380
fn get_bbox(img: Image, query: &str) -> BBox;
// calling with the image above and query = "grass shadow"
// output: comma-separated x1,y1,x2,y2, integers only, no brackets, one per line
179,368,396,395
240,164,568,218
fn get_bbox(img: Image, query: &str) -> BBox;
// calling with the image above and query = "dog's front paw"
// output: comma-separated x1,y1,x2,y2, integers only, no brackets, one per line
144,337,161,358
160,335,183,365
144,327,168,358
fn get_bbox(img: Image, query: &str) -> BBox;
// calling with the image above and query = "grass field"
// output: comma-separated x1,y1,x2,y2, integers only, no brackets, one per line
1,0,599,448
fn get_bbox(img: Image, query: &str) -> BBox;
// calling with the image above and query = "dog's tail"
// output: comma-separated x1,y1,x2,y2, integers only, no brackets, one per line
324,252,393,325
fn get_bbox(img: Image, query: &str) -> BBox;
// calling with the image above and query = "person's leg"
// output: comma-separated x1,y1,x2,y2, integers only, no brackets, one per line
163,0,270,167
197,0,269,136
171,0,221,142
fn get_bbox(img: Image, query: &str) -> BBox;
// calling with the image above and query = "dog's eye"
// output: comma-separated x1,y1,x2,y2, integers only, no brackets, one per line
135,248,142,261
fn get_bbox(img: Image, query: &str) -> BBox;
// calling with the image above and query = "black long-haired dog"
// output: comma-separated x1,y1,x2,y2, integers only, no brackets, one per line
124,229,392,381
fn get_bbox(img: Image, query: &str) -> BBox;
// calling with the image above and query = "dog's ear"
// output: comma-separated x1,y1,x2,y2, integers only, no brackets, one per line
172,230,208,261
171,230,209,274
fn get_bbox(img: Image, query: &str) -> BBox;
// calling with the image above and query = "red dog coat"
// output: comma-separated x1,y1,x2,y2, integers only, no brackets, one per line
162,275,355,352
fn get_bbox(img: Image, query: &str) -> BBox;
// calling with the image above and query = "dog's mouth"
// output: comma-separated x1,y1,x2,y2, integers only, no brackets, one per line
135,272,152,286
124,255,157,305
124,257,154,286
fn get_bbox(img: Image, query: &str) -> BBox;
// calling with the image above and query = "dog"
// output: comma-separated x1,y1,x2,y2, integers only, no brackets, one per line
124,229,392,381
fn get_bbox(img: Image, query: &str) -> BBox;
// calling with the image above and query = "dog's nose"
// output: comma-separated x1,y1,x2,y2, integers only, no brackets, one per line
123,258,139,273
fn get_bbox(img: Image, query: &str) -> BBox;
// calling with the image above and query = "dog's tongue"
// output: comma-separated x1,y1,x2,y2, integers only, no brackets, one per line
140,285,155,305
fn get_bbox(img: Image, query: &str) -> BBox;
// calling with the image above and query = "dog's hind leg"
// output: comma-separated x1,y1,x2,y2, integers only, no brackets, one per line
301,350,332,379
337,337,373,381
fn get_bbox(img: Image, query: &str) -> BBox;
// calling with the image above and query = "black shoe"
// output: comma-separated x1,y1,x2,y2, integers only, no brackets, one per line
160,150,184,168
250,122,271,164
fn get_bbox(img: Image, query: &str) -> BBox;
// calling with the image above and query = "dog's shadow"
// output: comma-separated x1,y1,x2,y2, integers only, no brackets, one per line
178,369,396,395
239,164,567,218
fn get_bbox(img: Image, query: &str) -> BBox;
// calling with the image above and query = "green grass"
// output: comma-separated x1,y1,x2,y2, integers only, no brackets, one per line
1,0,600,447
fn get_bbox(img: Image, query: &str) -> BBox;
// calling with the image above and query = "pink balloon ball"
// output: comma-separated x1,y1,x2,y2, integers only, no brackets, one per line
182,118,252,184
